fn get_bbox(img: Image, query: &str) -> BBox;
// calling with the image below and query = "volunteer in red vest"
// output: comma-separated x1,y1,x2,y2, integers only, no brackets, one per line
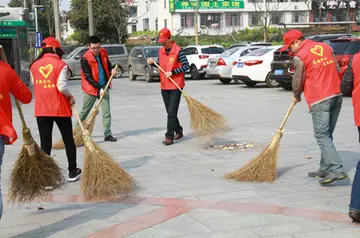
280,29,346,185
78,35,118,142
0,59,32,220
340,53,360,222
147,28,190,145
30,37,81,182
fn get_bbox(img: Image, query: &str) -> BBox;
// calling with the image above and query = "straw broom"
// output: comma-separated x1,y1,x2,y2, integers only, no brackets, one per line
0,46,65,204
71,105,133,197
154,62,229,140
225,101,296,183
52,65,118,149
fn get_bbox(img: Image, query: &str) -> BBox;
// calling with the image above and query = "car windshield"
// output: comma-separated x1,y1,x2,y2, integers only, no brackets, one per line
330,41,360,55
246,47,273,56
201,47,225,54
220,47,240,57
144,47,160,57
64,49,80,59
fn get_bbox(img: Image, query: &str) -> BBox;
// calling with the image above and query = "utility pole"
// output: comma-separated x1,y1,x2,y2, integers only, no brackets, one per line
194,0,199,45
88,0,94,35
53,0,61,42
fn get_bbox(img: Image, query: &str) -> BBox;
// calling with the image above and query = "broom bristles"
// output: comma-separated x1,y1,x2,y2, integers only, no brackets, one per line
225,131,283,183
52,110,98,149
8,128,65,204
185,95,230,141
81,132,134,197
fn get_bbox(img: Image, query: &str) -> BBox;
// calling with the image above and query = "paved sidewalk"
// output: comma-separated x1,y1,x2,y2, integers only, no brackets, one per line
1,78,360,238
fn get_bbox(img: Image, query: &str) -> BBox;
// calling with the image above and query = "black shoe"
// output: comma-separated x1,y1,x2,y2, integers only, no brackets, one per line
308,170,329,178
319,172,348,185
349,210,360,223
69,168,82,182
105,135,117,142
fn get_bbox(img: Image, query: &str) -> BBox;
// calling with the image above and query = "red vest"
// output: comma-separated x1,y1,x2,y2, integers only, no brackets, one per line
296,40,341,108
350,53,360,126
81,48,111,96
30,54,72,117
0,61,32,144
159,42,185,90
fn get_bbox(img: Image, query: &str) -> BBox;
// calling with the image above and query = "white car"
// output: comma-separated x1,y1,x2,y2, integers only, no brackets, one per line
231,46,281,88
206,46,264,84
183,45,225,80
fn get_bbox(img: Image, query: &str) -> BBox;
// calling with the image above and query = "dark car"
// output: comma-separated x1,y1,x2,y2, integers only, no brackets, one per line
128,45,161,82
329,37,360,78
269,33,353,90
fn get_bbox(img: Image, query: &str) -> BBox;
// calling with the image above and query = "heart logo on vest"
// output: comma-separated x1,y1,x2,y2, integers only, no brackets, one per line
310,45,323,57
39,64,53,79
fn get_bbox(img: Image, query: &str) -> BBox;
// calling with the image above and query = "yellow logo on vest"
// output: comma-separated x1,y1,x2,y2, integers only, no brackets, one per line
310,45,323,57
169,57,174,62
39,64,53,79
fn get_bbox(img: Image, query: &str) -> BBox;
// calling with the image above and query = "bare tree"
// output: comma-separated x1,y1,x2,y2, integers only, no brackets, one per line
251,0,296,41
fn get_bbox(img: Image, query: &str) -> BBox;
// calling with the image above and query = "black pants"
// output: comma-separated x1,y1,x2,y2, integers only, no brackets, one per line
161,89,183,139
36,117,77,172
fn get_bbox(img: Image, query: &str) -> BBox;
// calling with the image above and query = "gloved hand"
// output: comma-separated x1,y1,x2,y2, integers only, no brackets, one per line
100,88,104,97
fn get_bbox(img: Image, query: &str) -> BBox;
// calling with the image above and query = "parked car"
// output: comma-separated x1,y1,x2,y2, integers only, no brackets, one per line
269,33,353,90
228,42,272,50
231,46,281,88
206,46,264,84
329,37,360,78
183,45,225,80
63,44,128,79
128,45,161,82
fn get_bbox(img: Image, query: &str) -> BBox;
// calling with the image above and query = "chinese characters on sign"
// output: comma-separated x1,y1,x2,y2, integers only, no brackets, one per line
34,31,43,49
319,0,357,10
169,0,245,13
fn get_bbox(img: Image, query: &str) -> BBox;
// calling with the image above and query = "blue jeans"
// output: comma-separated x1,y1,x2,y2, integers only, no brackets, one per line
0,135,4,220
310,96,344,173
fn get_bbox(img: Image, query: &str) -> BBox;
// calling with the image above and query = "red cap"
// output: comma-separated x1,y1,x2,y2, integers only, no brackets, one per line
158,28,171,43
279,29,303,52
42,37,62,49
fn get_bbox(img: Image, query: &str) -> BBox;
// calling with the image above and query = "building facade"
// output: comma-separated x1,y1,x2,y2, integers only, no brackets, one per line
127,0,311,35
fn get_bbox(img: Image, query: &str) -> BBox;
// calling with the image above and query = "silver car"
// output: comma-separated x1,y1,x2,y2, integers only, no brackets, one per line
206,46,264,84
63,44,128,79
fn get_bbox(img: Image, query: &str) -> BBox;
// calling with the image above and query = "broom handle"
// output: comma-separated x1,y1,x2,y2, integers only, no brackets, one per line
278,101,296,131
0,46,28,129
153,62,185,94
72,106,85,132
94,65,118,110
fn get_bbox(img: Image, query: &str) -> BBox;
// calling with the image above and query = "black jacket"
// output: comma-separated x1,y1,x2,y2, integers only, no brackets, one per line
340,56,354,97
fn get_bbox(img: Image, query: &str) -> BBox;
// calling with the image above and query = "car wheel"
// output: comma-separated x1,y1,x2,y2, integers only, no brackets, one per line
265,73,280,88
279,82,292,90
190,65,200,80
128,66,137,81
144,67,153,82
219,78,232,84
244,81,257,87
115,66,124,78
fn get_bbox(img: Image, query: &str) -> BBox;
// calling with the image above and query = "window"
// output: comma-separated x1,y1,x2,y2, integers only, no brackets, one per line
143,18,149,31
247,47,274,56
330,41,360,55
226,13,241,26
129,6,137,18
200,13,221,27
164,19,167,28
248,13,260,26
270,13,282,25
131,24,137,33
292,12,307,23
184,47,198,55
333,9,348,21
181,13,195,28
74,49,87,59
144,47,160,58
107,46,125,55
132,49,143,57
164,0,166,8
220,47,241,57
240,47,260,56
201,47,225,54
